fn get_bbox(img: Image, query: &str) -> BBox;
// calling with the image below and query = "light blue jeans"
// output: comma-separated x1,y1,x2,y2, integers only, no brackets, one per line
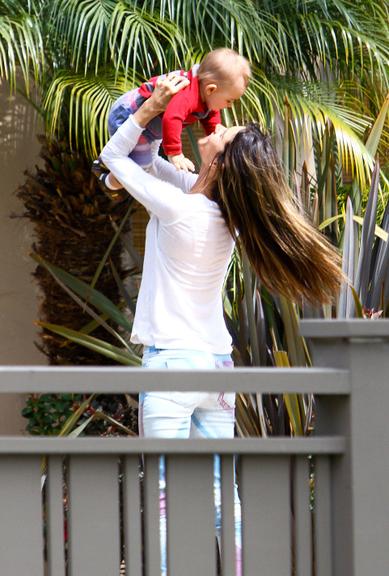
139,346,242,576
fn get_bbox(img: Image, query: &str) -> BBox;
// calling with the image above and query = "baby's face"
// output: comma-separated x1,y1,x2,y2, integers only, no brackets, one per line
205,77,247,111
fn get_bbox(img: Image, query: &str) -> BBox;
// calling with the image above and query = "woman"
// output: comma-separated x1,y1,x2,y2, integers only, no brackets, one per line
100,75,342,573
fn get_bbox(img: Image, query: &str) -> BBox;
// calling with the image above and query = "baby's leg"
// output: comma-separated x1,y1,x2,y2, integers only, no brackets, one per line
108,90,161,170
93,89,143,194
94,91,156,195
100,134,153,192
129,134,153,171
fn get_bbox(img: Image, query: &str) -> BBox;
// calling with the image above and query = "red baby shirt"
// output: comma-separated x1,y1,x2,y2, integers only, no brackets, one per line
138,67,222,156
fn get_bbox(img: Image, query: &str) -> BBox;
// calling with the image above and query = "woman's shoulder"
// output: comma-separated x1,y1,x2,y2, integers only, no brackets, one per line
173,193,226,227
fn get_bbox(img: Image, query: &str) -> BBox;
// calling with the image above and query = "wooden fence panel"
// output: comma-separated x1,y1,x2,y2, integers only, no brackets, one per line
166,454,216,576
294,456,313,576
221,454,238,576
123,455,143,576
241,455,291,576
315,456,332,576
47,456,66,576
0,456,44,575
68,455,120,576
143,455,162,576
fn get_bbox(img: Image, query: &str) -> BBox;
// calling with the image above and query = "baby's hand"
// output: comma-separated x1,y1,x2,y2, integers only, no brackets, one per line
168,154,195,173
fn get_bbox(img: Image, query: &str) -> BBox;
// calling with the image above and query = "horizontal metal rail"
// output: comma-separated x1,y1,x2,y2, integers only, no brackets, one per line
0,436,346,454
301,318,389,338
0,366,350,394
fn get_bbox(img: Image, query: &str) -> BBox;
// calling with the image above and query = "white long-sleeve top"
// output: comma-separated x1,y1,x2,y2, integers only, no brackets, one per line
101,115,235,353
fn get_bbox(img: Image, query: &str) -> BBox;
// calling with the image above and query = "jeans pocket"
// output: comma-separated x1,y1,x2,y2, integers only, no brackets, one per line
218,393,236,410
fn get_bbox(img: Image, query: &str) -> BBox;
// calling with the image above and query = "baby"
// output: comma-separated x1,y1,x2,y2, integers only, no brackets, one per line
93,48,251,197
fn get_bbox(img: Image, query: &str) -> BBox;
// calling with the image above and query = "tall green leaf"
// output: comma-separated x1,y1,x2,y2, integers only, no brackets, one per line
354,161,380,305
39,322,141,366
32,252,134,333
338,197,358,317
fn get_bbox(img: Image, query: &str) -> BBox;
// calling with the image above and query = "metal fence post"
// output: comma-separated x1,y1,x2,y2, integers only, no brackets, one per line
301,319,389,576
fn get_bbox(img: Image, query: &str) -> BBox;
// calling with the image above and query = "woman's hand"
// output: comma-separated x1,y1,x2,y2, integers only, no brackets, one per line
133,74,190,128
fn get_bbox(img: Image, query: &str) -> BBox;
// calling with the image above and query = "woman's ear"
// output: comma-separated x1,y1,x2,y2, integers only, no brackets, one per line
209,153,222,169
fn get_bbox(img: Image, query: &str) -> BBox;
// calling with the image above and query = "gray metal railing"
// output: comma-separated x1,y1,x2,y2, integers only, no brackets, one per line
0,320,388,576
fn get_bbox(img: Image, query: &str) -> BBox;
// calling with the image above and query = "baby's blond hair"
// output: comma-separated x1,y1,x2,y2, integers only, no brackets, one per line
198,48,251,88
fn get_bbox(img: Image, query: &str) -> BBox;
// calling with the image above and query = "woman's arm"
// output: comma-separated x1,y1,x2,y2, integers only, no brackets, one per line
100,76,192,221
100,117,188,221
149,141,197,193
132,75,189,129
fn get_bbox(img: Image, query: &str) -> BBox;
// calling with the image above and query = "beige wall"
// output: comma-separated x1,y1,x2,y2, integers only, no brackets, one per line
0,80,46,434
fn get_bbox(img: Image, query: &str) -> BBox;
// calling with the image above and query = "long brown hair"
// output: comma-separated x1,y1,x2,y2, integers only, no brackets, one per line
212,123,343,304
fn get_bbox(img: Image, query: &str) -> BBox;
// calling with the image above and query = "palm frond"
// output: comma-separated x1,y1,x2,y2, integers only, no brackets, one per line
44,70,143,158
50,0,187,78
266,0,389,87
0,10,43,92
298,13,388,85
135,0,289,68
110,1,186,80
277,82,380,190
49,0,115,73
